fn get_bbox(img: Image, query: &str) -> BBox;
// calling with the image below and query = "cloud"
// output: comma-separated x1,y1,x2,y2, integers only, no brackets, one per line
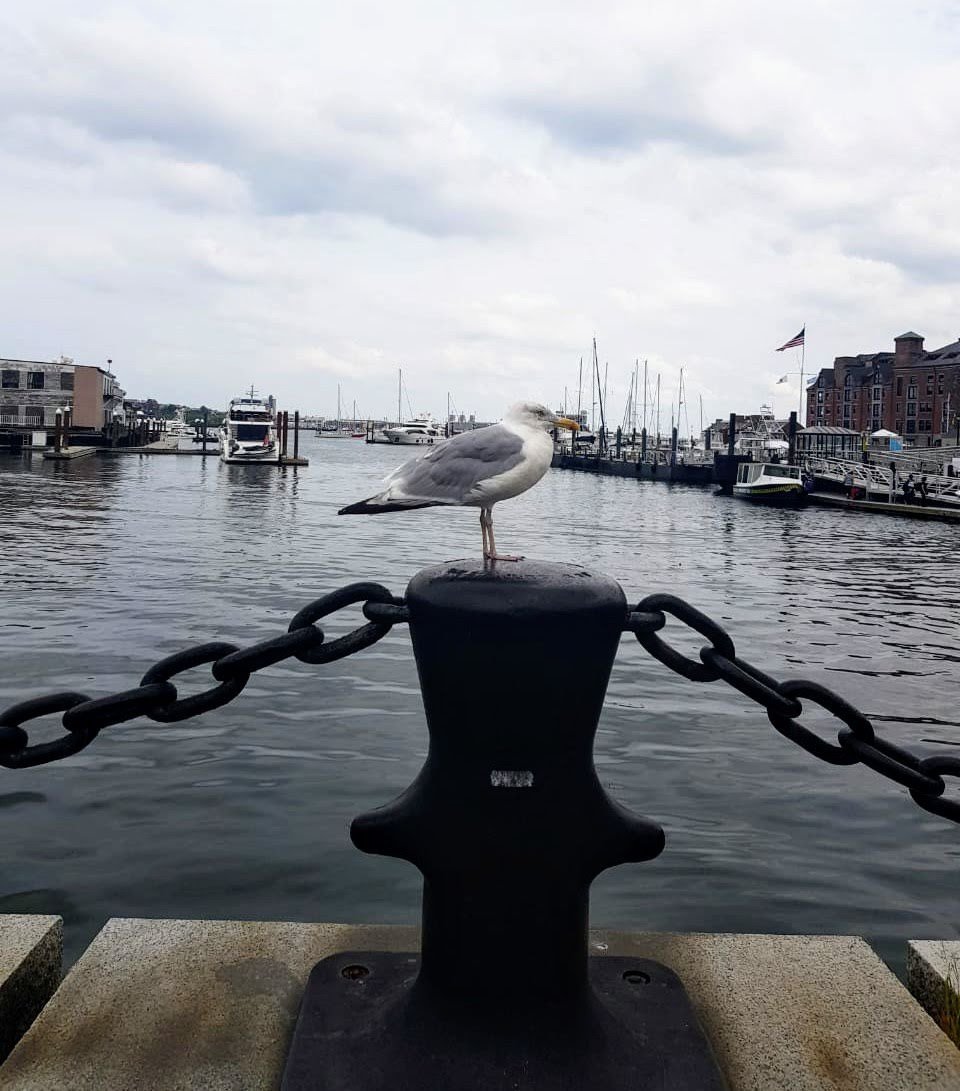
0,1,959,423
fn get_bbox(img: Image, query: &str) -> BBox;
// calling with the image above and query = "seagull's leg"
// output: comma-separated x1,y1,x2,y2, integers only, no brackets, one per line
480,509,489,558
484,507,524,562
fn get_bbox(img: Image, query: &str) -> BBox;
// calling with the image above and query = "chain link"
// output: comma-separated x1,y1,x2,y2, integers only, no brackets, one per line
0,584,407,768
627,594,960,825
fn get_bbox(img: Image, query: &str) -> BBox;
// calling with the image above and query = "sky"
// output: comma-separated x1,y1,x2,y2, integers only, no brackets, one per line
2,0,959,428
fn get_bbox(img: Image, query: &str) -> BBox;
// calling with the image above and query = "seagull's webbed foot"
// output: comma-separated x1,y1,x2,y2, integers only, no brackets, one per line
481,507,522,562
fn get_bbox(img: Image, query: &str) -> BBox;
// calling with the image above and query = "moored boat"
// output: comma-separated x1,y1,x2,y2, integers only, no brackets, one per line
219,388,279,464
382,414,443,445
733,462,806,505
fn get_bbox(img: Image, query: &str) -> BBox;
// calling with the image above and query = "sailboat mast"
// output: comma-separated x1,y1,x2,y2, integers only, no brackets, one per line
591,341,597,434
397,368,402,425
576,358,583,427
643,360,648,433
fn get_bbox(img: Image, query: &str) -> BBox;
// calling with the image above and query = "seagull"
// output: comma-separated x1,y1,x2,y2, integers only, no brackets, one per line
338,402,579,561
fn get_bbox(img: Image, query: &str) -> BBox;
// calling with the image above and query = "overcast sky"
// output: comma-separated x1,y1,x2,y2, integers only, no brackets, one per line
2,1,959,427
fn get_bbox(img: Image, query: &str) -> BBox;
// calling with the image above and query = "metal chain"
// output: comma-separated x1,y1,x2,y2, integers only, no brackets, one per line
4,577,956,828
626,594,960,824
0,584,409,770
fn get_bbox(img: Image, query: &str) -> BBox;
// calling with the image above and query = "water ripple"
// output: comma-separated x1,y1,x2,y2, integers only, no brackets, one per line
1,440,958,973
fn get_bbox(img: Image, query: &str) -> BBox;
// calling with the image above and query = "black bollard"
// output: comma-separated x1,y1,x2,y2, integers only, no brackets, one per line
283,560,722,1091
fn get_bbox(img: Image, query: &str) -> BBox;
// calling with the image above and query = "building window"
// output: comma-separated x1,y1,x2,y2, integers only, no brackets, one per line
905,420,916,434
1,370,18,389
24,405,44,425
0,403,17,423
907,403,916,417
817,390,824,403
59,371,74,391
28,371,44,389
896,377,903,395
908,385,917,399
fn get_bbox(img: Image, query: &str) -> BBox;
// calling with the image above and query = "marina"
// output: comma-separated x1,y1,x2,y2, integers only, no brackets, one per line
1,435,958,980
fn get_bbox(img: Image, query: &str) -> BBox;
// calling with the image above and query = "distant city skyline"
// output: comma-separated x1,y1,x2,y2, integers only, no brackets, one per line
2,1,958,427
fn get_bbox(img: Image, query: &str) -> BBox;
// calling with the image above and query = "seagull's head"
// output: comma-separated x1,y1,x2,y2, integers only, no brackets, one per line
507,402,580,432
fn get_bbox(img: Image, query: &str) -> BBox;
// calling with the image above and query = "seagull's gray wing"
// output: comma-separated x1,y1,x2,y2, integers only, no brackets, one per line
385,424,525,504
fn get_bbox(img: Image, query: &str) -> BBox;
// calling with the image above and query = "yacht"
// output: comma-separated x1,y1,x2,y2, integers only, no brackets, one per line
382,414,444,445
219,388,279,464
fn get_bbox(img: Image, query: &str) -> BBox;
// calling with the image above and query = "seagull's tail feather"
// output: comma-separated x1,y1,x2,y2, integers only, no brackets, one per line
338,496,443,515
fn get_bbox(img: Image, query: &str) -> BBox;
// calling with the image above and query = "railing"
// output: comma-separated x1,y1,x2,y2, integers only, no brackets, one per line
805,455,960,506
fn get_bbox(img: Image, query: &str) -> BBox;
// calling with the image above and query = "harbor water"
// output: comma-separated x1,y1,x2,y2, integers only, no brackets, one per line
1,436,958,974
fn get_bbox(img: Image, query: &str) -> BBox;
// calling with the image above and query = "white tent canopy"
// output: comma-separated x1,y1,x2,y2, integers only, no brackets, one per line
871,429,900,438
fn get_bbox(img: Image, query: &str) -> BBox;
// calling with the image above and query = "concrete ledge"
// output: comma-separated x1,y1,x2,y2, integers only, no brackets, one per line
3,921,960,1089
0,915,62,1063
908,940,960,1048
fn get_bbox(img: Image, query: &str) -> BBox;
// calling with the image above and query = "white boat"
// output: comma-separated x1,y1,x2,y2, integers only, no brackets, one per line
733,462,806,505
219,388,279,464
382,414,444,445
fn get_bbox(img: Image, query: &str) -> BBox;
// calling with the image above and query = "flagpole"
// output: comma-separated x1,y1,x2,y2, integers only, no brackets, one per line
798,325,805,425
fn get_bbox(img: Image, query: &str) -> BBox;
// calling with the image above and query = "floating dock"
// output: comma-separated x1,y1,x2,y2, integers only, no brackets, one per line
41,446,97,462
808,492,960,522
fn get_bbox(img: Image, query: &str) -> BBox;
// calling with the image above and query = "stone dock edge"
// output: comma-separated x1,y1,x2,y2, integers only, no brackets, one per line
0,915,62,1063
2,918,960,1089
908,939,960,1048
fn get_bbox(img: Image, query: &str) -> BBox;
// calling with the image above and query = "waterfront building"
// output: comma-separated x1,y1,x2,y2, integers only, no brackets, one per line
0,356,125,431
806,332,960,446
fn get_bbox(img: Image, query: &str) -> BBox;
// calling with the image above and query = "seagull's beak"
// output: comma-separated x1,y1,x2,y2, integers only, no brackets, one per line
553,417,580,431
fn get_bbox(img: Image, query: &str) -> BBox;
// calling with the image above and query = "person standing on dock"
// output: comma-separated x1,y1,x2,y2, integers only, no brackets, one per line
918,476,929,506
843,468,854,499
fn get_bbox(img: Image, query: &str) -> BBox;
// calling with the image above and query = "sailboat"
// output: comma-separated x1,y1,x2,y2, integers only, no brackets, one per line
316,383,353,438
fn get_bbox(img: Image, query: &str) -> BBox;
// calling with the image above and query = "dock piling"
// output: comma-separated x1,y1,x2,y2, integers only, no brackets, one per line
293,411,300,461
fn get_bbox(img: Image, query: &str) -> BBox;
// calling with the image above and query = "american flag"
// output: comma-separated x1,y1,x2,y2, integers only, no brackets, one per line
776,327,805,351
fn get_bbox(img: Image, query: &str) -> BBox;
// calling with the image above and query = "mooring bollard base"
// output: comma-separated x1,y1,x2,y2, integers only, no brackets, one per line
280,951,725,1090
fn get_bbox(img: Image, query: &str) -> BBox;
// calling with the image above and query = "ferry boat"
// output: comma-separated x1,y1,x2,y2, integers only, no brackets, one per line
382,414,443,445
733,462,807,505
219,388,279,464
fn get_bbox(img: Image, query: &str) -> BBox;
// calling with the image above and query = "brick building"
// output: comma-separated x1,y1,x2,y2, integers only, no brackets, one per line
806,332,960,446
0,357,125,431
